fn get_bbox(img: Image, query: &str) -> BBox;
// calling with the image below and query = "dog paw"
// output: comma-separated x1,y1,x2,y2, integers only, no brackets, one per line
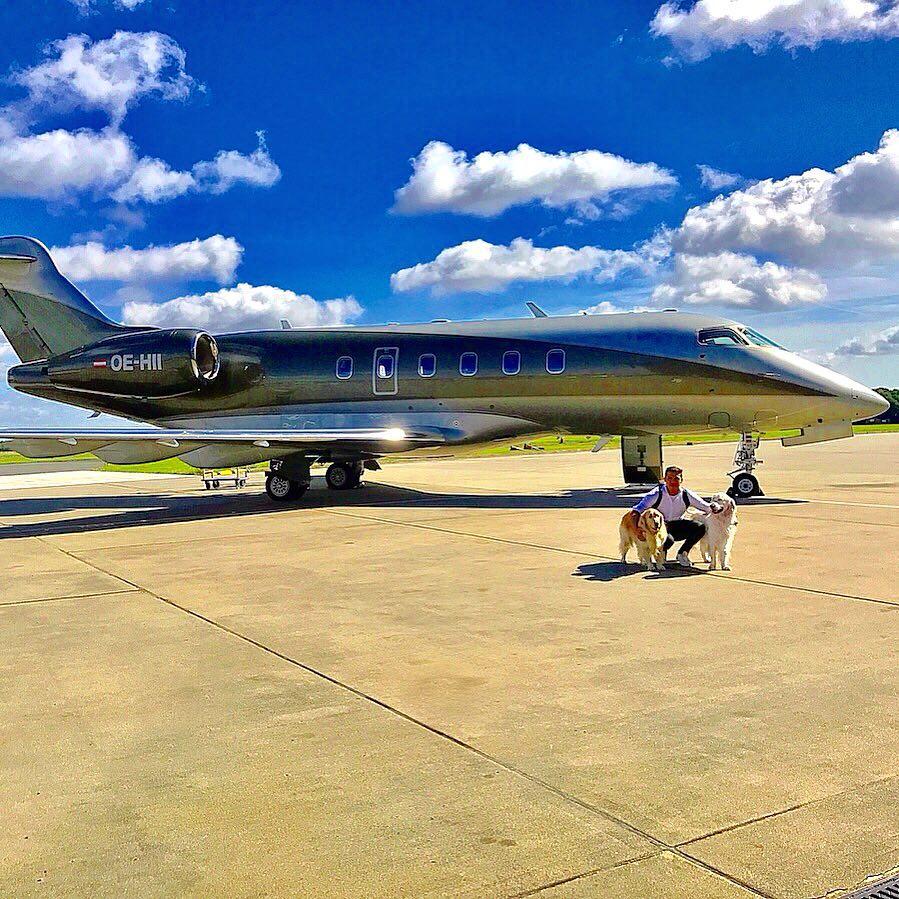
722,565,731,571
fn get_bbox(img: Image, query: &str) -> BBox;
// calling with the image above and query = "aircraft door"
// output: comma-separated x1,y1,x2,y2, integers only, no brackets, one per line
372,346,399,396
620,435,663,484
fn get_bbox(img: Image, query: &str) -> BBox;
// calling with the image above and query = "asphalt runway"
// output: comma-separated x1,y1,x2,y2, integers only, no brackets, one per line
1,434,897,898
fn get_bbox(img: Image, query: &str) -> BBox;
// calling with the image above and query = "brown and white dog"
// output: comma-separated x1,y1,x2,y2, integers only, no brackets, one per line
619,508,668,572
692,492,738,570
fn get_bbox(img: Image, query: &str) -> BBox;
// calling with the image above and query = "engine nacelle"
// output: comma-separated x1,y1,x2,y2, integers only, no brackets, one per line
9,329,220,398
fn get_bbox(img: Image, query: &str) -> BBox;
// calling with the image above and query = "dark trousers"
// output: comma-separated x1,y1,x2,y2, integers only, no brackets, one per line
663,519,706,554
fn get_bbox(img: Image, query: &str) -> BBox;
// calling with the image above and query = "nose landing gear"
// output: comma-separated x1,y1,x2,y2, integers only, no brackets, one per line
727,433,765,499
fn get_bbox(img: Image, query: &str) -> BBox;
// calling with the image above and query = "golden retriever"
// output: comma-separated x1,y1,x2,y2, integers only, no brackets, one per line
619,508,668,572
691,492,738,570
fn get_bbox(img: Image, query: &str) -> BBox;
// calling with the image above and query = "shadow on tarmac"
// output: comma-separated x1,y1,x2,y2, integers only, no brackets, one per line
0,478,805,540
574,561,710,582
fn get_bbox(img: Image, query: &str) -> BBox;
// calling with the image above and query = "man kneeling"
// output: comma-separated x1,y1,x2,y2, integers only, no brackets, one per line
628,465,722,569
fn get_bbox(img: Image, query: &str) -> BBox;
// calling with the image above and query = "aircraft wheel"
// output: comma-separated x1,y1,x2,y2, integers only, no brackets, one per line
325,462,356,490
730,472,759,499
265,473,307,502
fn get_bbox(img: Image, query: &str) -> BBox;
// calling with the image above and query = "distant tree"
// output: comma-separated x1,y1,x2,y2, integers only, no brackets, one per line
862,387,899,424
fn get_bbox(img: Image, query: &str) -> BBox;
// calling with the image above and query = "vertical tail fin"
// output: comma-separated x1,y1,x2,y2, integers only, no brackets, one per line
0,236,135,362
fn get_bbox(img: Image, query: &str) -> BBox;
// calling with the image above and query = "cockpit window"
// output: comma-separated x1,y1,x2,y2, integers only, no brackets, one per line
741,327,786,349
697,328,747,347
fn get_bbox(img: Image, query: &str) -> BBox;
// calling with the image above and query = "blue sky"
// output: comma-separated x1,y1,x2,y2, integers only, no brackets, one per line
0,0,897,425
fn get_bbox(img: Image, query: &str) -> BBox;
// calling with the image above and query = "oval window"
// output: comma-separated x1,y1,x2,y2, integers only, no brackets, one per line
336,356,353,379
459,352,478,376
418,354,436,377
502,350,520,375
546,348,565,374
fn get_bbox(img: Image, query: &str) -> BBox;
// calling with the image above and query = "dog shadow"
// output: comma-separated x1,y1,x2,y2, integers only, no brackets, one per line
574,561,708,582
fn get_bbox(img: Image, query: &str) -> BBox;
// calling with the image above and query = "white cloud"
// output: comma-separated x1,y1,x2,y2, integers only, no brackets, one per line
191,131,281,194
110,155,195,203
0,127,136,200
582,301,657,314
698,164,744,191
652,251,826,309
392,141,676,217
390,238,650,295
672,129,899,270
50,235,243,284
69,0,149,12
834,323,899,355
0,125,279,204
651,0,899,62
123,284,362,332
13,32,194,124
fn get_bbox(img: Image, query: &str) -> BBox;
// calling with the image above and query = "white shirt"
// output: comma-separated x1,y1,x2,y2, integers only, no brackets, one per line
633,485,713,522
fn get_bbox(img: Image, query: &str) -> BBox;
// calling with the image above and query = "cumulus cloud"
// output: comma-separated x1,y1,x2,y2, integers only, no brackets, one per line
0,125,279,204
0,127,136,200
12,32,194,124
672,129,899,269
123,284,362,332
582,301,656,314
698,164,744,191
0,33,279,206
191,131,281,194
651,0,899,62
834,323,899,355
50,235,243,284
391,238,650,295
651,251,826,309
392,141,676,217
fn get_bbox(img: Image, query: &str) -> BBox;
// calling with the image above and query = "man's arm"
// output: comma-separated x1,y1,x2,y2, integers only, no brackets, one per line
632,487,660,515
685,489,715,514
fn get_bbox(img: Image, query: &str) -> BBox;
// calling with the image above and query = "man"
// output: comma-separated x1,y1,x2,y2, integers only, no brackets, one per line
629,465,722,569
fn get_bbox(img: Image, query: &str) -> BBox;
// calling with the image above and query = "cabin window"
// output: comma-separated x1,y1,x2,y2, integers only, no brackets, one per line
697,328,746,347
741,327,785,349
502,350,520,375
459,352,478,376
546,348,566,374
377,354,395,379
418,354,436,377
336,356,353,379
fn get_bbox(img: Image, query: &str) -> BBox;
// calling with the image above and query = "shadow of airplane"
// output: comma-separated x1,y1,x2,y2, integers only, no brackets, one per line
0,476,805,541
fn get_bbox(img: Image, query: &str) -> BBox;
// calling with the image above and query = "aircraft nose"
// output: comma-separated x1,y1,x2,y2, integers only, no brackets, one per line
854,384,890,420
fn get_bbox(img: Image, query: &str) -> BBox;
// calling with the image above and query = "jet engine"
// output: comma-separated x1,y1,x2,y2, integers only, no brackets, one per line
8,329,221,398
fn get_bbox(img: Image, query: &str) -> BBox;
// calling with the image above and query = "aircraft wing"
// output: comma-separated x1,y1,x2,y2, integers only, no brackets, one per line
0,427,444,465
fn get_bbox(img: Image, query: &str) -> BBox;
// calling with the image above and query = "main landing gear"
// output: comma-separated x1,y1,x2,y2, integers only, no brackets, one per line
727,432,765,499
265,456,311,503
325,461,364,491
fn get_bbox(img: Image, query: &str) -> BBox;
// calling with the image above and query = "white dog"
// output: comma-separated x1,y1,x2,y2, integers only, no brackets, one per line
619,508,668,572
691,492,738,570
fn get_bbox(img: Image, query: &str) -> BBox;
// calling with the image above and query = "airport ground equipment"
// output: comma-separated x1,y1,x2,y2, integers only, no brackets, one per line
201,467,249,490
0,236,888,503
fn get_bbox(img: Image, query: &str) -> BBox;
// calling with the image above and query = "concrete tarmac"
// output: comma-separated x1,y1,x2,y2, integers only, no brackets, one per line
1,433,897,898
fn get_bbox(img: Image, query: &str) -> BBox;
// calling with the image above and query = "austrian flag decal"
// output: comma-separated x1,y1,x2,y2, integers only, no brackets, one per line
92,359,108,368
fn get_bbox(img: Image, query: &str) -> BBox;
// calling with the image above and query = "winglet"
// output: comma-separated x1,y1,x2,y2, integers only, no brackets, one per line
525,301,548,318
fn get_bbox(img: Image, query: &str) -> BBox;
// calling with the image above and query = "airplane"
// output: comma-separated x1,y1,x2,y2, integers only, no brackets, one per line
0,235,889,502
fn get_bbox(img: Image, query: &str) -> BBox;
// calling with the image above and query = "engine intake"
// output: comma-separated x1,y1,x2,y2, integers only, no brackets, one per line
9,329,221,398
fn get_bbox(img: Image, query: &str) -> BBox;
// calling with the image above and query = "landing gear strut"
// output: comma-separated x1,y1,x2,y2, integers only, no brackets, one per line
265,456,311,503
325,461,363,490
727,433,764,499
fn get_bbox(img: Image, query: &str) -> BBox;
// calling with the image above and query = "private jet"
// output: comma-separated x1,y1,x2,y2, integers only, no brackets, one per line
0,236,888,501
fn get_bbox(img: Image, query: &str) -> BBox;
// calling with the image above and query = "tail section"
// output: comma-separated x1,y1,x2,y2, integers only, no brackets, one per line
0,236,135,362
